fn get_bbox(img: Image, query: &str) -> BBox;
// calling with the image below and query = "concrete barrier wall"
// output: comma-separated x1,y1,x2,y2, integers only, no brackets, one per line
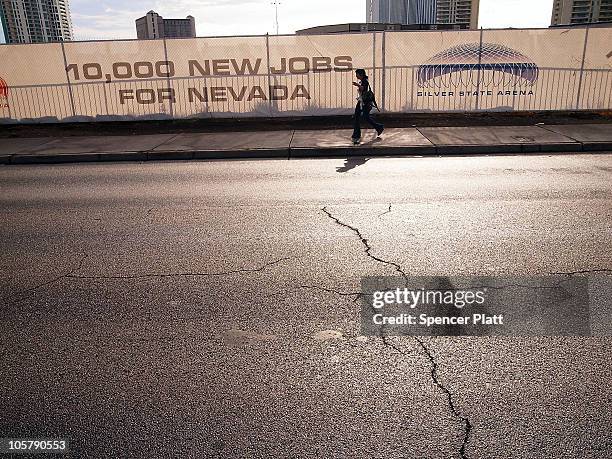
0,27,610,123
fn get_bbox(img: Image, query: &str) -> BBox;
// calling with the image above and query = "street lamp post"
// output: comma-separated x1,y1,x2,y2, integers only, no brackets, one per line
271,0,281,35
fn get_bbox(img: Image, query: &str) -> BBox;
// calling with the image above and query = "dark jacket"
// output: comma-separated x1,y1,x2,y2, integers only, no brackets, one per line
357,77,376,109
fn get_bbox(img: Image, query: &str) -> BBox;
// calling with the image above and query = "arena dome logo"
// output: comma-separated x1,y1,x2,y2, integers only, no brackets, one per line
418,43,539,89
0,76,9,108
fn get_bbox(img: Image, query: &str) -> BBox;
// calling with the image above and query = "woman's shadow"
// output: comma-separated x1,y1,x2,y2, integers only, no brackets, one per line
336,157,370,173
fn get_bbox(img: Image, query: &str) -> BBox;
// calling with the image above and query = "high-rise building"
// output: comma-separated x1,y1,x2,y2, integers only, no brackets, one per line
366,0,437,25
0,0,73,43
366,0,478,29
135,11,196,39
551,0,612,25
435,0,479,30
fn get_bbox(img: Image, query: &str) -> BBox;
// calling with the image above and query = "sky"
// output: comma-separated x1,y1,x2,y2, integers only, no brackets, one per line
0,0,554,43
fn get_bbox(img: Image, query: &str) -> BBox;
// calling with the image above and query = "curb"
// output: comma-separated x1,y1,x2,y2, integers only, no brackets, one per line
290,145,437,157
10,153,101,164
582,141,612,151
1,143,609,165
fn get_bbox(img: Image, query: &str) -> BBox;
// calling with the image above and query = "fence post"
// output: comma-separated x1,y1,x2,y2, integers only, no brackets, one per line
575,25,590,110
102,84,110,116
381,30,387,111
5,83,12,120
60,41,76,118
265,33,273,117
410,67,415,111
475,27,484,111
372,31,376,93
162,37,174,118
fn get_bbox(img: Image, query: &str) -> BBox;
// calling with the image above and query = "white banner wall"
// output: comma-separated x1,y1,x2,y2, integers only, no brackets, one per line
267,33,375,115
385,30,483,112
0,43,73,120
477,28,587,111
0,27,610,123
580,28,612,110
63,40,169,119
167,36,269,118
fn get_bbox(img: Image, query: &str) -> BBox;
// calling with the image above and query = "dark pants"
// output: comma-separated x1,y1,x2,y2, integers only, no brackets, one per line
352,102,383,139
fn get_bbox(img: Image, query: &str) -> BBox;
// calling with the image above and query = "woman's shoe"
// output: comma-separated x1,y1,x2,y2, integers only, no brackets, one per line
376,127,385,137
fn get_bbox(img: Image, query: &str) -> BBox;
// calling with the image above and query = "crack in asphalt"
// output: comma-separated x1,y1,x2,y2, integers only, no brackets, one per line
549,268,612,276
322,207,409,283
295,284,366,303
4,253,89,306
414,337,472,459
4,256,292,305
64,257,293,281
322,205,473,459
262,284,365,302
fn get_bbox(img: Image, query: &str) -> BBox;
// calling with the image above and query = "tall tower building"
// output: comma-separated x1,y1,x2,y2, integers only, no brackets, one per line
135,11,196,39
436,0,479,29
551,0,612,25
366,0,437,25
0,0,73,43
367,1,478,29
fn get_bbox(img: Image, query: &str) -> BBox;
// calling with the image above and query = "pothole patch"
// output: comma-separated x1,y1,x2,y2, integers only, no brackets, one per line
313,329,345,341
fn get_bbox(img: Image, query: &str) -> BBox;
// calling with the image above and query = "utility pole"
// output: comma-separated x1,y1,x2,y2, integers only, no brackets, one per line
271,1,280,35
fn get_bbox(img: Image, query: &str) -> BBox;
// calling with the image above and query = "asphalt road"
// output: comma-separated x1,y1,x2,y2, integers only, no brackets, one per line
1,153,611,458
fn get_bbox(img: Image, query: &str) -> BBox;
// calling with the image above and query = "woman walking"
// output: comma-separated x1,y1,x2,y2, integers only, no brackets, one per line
351,68,384,145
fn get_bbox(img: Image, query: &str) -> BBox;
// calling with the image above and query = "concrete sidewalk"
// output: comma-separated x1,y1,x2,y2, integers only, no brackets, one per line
0,123,610,165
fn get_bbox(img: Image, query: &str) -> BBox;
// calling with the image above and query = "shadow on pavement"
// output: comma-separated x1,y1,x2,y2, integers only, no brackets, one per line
336,157,370,173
